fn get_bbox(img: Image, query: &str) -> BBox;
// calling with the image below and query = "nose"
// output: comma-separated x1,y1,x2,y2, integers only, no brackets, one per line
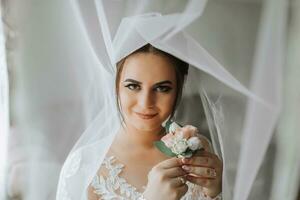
138,90,155,109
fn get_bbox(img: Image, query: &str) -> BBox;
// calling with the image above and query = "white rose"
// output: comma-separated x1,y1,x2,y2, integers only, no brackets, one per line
164,139,174,148
176,131,184,140
171,139,188,154
169,122,181,133
187,137,202,151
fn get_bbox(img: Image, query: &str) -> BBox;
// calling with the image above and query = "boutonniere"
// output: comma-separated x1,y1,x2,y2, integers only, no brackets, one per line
154,121,204,158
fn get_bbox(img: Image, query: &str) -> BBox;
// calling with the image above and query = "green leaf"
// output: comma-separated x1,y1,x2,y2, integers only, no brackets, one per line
164,120,183,133
154,141,176,157
180,149,193,158
164,120,173,133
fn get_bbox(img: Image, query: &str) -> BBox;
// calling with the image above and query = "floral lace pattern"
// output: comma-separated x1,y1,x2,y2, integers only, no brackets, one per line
91,156,222,200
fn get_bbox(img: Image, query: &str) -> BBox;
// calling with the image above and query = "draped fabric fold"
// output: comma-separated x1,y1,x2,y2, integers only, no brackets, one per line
233,0,287,199
57,1,284,200
0,1,9,199
2,0,298,200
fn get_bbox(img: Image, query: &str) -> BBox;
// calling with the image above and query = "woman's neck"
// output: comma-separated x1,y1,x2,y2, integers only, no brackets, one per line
109,124,168,166
117,124,165,151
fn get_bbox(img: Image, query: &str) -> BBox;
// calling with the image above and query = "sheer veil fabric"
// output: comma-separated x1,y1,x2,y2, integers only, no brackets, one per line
56,0,285,200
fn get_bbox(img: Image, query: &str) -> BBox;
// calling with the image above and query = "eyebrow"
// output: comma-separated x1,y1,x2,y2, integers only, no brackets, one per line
124,79,173,86
124,79,142,84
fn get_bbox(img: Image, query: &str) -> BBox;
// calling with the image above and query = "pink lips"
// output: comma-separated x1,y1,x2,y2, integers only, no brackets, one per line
135,112,158,120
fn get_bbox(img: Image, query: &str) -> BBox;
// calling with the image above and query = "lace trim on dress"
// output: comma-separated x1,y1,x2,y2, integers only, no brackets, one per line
91,156,144,200
91,156,222,200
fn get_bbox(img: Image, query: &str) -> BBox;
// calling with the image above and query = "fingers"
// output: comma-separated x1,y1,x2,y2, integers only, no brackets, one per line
150,158,186,181
182,151,222,169
182,165,217,178
170,176,187,187
186,176,216,188
158,157,183,169
181,151,222,179
186,175,222,197
182,156,212,167
169,182,188,199
176,184,188,195
164,167,187,178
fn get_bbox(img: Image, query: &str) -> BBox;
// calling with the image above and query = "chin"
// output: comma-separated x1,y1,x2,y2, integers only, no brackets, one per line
123,113,166,132
134,123,158,132
130,119,162,132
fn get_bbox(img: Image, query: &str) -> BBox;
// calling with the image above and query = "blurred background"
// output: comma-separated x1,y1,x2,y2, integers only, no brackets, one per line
0,0,299,199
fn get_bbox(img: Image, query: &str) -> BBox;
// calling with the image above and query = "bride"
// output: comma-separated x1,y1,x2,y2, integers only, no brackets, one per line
87,44,223,200
56,1,260,200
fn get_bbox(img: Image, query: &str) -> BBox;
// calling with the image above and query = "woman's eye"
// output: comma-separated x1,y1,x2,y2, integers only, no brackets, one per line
125,84,140,91
155,86,172,93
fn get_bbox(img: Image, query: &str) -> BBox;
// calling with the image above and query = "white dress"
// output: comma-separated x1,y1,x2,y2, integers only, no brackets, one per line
91,156,222,200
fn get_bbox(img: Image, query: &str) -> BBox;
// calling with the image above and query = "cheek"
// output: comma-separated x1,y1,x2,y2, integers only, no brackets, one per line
157,92,177,117
119,89,135,113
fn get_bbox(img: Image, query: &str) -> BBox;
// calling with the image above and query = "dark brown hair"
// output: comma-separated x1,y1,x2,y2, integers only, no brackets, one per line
116,44,189,122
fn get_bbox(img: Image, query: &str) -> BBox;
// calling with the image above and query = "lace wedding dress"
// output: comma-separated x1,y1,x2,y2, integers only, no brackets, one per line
90,156,222,200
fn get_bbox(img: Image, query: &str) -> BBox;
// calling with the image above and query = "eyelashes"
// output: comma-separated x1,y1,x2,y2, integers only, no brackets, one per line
155,85,172,93
124,84,141,91
124,84,172,93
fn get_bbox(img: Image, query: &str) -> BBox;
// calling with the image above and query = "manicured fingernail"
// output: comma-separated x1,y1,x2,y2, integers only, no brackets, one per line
182,165,190,171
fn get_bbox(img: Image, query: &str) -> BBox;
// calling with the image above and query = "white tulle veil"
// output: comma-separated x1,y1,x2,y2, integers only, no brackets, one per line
56,0,285,200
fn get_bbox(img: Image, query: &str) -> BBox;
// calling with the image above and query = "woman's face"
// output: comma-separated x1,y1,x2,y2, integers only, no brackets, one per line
118,53,177,132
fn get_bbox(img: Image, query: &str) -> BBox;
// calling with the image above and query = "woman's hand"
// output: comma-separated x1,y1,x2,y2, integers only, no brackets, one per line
181,150,223,198
143,157,188,200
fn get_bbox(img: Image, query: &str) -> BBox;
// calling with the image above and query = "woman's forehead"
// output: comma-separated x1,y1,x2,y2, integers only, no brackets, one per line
120,53,176,82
